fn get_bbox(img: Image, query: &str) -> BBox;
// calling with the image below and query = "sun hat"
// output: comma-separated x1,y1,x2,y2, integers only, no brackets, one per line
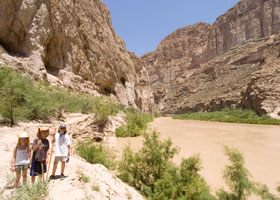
37,127,50,138
18,132,29,138
17,132,30,146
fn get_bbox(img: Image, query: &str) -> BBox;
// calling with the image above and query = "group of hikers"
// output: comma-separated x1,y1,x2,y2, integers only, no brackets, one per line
11,123,72,188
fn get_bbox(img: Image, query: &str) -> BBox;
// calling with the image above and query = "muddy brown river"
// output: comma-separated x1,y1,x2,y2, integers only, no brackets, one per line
117,117,280,194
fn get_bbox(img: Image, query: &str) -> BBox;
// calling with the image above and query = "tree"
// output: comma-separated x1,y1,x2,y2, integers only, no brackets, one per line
217,146,278,200
0,67,31,126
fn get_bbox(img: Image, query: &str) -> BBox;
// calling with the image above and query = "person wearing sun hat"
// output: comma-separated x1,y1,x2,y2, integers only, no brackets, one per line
30,127,50,183
11,132,32,188
50,123,71,179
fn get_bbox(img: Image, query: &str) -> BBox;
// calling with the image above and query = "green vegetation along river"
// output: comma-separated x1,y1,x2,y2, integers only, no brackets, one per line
117,117,280,194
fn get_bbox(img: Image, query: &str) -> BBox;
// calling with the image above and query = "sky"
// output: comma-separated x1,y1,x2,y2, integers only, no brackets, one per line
101,1,239,56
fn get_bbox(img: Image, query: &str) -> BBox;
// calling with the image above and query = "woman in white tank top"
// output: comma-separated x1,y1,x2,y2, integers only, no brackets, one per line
11,132,32,188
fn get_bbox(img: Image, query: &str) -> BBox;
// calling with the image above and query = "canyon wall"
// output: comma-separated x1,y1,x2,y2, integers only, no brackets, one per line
142,0,280,117
0,0,154,112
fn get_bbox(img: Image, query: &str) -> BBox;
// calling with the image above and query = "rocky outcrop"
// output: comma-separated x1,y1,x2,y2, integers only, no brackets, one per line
142,0,280,116
60,112,126,147
0,0,154,112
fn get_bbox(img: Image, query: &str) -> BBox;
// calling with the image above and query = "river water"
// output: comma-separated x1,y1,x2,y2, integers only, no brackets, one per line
117,117,280,194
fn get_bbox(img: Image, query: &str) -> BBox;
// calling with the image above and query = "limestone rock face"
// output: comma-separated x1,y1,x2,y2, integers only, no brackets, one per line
61,112,126,147
0,0,154,112
143,22,211,86
142,0,280,116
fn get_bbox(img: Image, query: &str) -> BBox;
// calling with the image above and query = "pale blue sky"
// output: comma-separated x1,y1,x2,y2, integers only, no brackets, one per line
101,1,239,56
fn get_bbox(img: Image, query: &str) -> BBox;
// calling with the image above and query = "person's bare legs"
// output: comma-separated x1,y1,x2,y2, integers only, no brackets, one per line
52,161,58,176
39,174,43,181
14,171,21,188
61,161,66,175
31,176,36,184
22,170,27,186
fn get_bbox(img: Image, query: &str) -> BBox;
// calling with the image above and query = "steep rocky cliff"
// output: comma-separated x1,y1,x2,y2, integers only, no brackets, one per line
142,0,280,117
0,0,154,112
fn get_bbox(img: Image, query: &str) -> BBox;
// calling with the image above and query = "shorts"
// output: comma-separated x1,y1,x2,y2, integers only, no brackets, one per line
15,164,29,171
54,156,68,162
30,161,46,176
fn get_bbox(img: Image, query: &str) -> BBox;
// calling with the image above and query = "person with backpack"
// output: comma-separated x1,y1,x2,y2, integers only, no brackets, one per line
50,123,71,179
11,132,32,188
30,127,50,183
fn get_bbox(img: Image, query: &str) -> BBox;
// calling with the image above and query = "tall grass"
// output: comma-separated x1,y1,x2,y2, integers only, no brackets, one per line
116,108,154,137
173,108,280,125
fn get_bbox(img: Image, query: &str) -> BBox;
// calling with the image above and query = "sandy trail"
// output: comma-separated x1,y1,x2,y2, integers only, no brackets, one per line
117,117,280,194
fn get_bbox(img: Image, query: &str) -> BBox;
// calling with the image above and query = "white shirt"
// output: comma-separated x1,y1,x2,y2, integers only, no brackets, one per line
54,132,71,157
15,147,29,165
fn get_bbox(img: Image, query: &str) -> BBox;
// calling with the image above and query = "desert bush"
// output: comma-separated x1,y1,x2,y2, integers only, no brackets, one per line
7,182,48,200
118,131,178,196
80,173,90,183
116,108,153,137
217,146,278,200
151,156,216,200
0,67,32,126
92,98,122,129
118,131,216,199
216,146,253,200
0,66,123,126
75,141,116,169
91,184,100,192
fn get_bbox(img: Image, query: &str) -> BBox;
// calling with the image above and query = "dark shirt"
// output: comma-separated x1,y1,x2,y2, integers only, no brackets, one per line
32,138,49,161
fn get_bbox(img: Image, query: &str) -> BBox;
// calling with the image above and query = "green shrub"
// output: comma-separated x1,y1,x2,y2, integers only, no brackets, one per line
118,131,216,199
173,108,280,125
116,109,153,137
217,146,278,200
216,146,252,200
91,184,100,192
0,67,32,126
151,156,215,200
118,131,178,196
75,141,116,169
92,99,122,129
7,182,48,200
80,174,90,183
253,183,279,200
0,66,123,126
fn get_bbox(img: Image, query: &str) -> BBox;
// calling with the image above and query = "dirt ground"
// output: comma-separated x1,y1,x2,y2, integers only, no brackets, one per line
117,117,280,195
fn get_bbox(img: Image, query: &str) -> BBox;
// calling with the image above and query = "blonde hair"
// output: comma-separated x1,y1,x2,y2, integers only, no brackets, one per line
17,132,30,147
17,137,30,147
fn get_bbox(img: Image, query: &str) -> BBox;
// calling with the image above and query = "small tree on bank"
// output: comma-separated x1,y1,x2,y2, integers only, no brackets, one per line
217,146,278,200
0,67,31,126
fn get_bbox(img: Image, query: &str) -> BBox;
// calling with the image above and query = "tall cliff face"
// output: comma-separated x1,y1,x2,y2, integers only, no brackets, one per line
0,0,154,112
205,0,280,60
142,0,280,117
